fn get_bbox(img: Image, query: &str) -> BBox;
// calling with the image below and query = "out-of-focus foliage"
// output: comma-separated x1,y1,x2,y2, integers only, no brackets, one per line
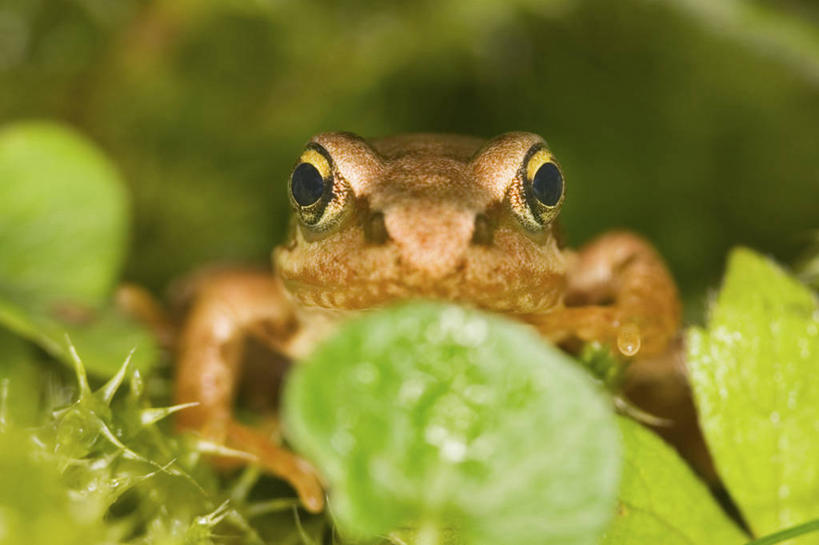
0,426,116,545
689,248,819,539
0,122,126,303
0,122,157,375
601,418,746,545
0,1,818,544
2,254,819,544
666,0,819,84
284,302,620,545
796,233,819,290
0,0,815,315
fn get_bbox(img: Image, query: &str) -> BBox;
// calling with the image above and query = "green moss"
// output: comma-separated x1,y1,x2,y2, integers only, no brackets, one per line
0,346,327,545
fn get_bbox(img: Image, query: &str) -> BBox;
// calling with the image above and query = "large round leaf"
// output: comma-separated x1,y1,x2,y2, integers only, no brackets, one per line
0,121,128,303
284,302,620,545
0,121,156,374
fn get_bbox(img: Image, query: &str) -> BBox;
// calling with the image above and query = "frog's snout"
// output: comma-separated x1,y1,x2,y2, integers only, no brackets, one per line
382,202,475,280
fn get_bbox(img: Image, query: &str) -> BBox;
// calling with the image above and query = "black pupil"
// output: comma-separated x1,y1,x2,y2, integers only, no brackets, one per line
291,162,325,206
532,162,563,206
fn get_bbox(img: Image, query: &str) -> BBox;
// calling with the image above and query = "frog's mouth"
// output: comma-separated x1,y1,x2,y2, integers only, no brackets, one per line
274,226,568,314
280,275,563,315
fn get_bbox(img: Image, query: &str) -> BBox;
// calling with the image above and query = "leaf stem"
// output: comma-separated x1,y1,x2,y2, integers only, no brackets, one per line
746,518,819,545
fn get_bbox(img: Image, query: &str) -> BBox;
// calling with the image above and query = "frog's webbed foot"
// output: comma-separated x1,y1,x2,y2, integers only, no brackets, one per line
173,269,325,512
533,231,681,358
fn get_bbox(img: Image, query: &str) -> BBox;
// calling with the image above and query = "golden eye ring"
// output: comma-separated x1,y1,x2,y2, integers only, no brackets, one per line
508,144,565,231
288,145,352,232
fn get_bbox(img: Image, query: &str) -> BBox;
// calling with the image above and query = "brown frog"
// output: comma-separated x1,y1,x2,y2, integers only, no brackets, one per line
171,132,680,513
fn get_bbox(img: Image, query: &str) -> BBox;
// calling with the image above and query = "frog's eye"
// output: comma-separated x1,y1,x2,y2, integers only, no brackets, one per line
289,145,352,232
530,161,563,207
291,162,325,206
508,145,565,231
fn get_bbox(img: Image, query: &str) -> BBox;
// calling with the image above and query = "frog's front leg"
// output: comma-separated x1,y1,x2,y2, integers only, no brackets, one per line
174,270,324,512
530,231,681,358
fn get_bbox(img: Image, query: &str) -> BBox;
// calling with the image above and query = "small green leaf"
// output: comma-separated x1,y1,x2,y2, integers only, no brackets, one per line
284,302,620,545
601,418,746,544
688,247,819,537
0,121,157,374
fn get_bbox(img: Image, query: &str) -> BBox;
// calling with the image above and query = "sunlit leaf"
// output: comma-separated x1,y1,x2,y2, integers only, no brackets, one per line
688,248,819,537
601,417,746,544
284,302,620,545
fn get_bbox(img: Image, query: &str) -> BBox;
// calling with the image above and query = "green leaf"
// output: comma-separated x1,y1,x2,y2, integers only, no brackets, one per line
601,418,746,544
284,302,620,545
0,121,128,303
0,292,157,376
0,121,157,374
688,247,819,537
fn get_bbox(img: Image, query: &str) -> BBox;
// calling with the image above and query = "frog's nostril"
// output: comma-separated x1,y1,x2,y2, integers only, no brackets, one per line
471,213,495,246
364,211,389,244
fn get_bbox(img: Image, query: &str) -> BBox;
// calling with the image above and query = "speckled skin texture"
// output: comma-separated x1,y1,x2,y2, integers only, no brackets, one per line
173,132,681,513
276,132,566,312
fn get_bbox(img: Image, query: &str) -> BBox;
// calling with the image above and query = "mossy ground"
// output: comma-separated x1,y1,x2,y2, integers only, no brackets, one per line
0,347,333,545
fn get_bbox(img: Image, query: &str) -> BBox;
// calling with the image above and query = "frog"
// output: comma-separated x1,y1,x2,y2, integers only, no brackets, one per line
171,131,681,514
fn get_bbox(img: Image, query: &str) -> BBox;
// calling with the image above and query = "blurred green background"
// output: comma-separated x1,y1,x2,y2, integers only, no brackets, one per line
1,0,817,315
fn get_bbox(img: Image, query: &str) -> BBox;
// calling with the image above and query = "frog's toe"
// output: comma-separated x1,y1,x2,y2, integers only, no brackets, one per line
226,421,325,513
616,322,643,357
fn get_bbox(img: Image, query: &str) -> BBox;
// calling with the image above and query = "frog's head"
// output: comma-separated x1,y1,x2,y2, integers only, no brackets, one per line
273,132,569,313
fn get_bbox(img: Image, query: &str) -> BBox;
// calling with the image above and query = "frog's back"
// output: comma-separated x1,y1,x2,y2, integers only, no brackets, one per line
370,133,485,162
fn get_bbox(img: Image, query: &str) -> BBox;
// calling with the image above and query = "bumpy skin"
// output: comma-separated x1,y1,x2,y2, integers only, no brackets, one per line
174,132,681,512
